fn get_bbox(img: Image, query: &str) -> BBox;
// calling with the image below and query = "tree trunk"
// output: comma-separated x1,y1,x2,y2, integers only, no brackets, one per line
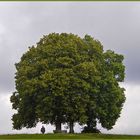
87,121,91,128
69,121,74,133
55,121,61,132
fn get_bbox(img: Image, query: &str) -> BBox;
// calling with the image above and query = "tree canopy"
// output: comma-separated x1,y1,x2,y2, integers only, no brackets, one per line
10,33,125,133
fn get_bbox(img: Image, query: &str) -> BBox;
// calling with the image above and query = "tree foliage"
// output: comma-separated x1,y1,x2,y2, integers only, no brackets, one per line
10,33,125,132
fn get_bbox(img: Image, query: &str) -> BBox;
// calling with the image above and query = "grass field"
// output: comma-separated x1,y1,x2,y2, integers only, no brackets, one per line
1,133,140,139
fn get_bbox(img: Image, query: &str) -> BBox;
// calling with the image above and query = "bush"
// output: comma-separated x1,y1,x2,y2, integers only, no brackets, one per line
81,126,101,133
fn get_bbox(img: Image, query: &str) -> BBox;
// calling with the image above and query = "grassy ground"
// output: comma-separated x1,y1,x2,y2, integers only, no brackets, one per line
0,133,140,139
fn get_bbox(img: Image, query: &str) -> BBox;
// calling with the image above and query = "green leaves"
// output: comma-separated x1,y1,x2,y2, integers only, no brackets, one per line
104,50,125,82
11,33,125,132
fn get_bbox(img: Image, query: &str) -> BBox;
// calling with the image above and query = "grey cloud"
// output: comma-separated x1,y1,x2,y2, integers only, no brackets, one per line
0,1,140,99
0,2,139,86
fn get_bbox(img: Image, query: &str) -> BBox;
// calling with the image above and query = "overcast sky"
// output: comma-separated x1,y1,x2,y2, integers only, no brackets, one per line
0,2,140,134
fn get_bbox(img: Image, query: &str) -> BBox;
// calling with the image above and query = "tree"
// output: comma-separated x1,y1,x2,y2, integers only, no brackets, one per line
11,33,89,132
96,50,125,130
82,46,125,131
10,33,125,133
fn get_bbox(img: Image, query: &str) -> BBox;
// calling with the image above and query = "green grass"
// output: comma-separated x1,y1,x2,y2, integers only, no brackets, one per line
1,133,140,139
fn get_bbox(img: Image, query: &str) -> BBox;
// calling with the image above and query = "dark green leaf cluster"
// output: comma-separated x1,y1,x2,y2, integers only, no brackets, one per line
10,33,125,132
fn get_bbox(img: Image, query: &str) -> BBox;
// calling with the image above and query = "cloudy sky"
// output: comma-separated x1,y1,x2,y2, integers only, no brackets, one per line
0,2,140,134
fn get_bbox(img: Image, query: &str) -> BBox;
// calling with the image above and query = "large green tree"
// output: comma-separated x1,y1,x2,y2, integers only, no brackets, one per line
10,33,125,133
